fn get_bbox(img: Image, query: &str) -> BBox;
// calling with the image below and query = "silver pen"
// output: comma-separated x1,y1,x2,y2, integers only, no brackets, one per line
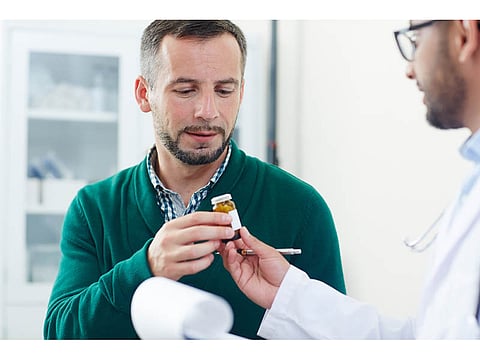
237,248,302,256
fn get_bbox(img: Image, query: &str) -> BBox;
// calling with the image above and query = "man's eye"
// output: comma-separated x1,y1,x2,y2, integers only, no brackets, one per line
216,88,234,97
174,89,195,96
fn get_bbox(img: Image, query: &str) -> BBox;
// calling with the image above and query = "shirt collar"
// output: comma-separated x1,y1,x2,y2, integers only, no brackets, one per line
460,130,480,163
147,143,232,191
146,143,232,221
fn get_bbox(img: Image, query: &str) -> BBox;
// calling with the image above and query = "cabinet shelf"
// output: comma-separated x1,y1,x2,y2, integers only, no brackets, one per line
28,108,117,122
26,205,67,215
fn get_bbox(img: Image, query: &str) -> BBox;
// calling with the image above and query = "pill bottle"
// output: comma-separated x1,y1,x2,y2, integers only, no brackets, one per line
211,193,242,242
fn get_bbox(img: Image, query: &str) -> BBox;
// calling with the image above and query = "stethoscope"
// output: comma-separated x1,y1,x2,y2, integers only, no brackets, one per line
403,210,444,252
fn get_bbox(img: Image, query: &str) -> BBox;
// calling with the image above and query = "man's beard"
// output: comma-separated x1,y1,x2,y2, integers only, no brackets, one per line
159,125,232,165
425,38,466,130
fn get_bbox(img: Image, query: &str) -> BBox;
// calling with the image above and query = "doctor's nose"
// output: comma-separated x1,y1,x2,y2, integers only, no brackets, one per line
195,92,219,121
405,62,415,80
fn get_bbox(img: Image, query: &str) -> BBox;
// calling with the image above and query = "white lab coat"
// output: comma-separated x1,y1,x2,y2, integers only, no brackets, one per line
415,167,480,338
258,133,480,340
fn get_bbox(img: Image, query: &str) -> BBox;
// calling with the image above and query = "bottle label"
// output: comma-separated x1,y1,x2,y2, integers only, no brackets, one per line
228,209,242,230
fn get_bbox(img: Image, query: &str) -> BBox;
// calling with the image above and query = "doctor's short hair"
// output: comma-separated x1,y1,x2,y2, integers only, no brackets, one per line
140,20,247,89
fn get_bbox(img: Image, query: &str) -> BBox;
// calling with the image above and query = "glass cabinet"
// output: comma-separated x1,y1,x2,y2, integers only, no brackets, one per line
26,51,119,284
4,21,152,338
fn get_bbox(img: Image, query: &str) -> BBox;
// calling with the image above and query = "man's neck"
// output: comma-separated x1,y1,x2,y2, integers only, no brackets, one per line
153,145,227,206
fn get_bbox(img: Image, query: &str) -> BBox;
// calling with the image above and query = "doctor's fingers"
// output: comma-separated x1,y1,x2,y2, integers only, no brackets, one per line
218,241,242,269
238,227,277,258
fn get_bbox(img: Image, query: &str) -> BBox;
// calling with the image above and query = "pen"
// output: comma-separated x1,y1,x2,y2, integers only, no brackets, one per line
237,248,302,256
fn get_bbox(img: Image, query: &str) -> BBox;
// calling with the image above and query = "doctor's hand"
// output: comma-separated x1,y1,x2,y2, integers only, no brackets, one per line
219,227,290,309
148,211,235,281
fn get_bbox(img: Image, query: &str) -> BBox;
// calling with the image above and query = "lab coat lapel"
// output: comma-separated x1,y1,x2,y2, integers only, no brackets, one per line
416,174,480,338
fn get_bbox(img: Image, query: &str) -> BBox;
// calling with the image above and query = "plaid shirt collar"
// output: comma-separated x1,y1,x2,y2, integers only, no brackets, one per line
146,144,232,222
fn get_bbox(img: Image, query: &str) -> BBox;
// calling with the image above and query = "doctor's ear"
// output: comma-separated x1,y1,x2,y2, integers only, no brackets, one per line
461,20,480,31
457,20,480,63
135,76,152,113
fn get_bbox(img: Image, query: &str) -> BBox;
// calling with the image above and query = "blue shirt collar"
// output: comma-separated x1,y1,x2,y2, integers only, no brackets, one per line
460,130,480,163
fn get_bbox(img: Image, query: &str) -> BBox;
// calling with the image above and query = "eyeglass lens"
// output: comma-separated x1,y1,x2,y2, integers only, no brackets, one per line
397,32,415,61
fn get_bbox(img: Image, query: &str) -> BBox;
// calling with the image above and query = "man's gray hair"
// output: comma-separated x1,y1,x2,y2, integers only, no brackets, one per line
140,20,247,89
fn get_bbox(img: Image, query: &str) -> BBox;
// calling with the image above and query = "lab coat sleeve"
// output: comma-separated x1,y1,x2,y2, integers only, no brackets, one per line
258,266,415,339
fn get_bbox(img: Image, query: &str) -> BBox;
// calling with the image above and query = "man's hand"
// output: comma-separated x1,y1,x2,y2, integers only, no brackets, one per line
148,211,234,280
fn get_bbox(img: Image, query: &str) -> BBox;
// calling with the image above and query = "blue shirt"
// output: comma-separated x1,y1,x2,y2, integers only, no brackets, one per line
458,130,480,202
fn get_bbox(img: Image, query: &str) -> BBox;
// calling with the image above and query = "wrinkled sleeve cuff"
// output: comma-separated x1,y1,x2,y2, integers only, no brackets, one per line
258,265,310,339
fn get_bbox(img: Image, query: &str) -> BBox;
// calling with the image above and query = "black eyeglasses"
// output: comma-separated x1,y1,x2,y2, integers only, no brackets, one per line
394,20,437,62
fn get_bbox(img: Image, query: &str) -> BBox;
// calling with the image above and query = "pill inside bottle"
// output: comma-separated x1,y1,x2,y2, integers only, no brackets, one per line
211,193,242,242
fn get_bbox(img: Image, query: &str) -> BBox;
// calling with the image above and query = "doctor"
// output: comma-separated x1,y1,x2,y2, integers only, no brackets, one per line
220,20,480,339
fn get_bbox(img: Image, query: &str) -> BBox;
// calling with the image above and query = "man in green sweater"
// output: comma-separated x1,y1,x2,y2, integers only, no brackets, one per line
43,20,345,339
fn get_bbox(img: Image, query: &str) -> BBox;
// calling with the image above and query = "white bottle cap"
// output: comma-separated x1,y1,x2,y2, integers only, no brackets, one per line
211,193,232,205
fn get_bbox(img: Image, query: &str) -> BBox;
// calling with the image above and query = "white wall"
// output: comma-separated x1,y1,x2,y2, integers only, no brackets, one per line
0,21,6,337
234,20,271,161
277,20,472,318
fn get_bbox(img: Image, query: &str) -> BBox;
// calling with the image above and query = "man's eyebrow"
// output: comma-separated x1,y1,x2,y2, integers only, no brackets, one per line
216,78,240,86
168,77,240,86
169,77,198,85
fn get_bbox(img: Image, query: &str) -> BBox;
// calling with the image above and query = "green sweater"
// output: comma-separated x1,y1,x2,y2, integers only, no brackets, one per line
44,141,345,339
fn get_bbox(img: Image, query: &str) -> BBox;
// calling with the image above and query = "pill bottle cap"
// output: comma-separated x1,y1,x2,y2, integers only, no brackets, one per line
211,193,232,205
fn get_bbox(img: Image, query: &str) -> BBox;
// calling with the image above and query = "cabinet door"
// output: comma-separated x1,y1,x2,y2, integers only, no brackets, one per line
5,27,147,305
